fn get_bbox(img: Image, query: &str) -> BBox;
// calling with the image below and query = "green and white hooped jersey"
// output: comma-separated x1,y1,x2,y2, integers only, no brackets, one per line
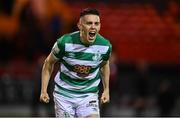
52,31,112,98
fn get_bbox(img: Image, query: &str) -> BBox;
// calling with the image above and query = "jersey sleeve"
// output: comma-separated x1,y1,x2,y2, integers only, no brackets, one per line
103,43,112,61
51,35,66,59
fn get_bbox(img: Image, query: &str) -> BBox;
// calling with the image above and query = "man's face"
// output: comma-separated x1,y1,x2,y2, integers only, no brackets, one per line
78,14,101,44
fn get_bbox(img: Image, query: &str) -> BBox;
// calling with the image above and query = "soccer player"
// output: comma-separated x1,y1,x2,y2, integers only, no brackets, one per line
40,8,112,118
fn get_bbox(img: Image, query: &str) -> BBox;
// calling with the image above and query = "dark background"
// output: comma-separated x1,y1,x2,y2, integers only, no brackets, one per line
0,0,179,117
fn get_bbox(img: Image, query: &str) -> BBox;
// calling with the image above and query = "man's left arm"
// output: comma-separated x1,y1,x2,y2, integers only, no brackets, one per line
100,60,110,104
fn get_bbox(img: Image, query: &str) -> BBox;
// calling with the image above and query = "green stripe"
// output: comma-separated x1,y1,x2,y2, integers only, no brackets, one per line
55,83,98,94
60,72,100,86
61,60,74,72
64,51,108,63
54,90,73,98
65,52,95,61
54,90,88,98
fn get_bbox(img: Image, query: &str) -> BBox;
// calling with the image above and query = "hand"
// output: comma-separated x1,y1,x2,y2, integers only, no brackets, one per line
100,90,110,104
40,92,50,103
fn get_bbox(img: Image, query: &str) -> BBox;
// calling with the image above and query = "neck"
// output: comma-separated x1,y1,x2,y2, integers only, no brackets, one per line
80,32,90,45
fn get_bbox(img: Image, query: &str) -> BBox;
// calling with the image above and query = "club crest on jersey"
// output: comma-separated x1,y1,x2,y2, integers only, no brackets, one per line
92,53,101,61
68,53,75,58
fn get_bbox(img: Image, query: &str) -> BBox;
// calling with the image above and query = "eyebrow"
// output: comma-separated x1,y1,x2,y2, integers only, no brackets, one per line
85,20,100,23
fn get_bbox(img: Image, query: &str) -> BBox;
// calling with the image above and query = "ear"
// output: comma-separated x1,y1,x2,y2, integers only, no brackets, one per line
77,21,81,30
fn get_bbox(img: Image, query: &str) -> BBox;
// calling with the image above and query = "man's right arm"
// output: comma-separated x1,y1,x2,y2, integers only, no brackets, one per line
40,52,58,103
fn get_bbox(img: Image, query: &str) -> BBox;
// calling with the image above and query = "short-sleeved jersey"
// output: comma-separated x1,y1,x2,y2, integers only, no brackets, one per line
52,31,112,98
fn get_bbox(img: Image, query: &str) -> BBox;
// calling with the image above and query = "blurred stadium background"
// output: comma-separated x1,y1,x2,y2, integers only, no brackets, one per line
0,0,180,117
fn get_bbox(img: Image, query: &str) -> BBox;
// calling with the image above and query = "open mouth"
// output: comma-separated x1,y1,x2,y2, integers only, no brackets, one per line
89,31,96,38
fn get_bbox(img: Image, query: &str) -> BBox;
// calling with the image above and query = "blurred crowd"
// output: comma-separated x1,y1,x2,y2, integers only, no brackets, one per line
0,0,180,117
0,0,75,64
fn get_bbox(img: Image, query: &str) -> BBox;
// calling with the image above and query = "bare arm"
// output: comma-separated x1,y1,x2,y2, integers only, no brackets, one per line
100,60,110,104
40,52,58,103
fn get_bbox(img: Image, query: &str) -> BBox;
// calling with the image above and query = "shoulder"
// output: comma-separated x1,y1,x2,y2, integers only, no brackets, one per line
56,31,79,45
96,34,112,47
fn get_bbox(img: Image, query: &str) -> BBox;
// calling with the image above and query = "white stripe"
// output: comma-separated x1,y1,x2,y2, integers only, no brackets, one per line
65,43,109,54
61,63,99,79
63,56,102,67
83,79,100,90
54,85,97,98
55,73,100,90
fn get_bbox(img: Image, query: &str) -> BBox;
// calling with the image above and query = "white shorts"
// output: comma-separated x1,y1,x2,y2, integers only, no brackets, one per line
53,92,100,118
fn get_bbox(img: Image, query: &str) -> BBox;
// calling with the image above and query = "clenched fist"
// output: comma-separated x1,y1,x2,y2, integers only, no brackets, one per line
100,90,110,104
40,92,50,103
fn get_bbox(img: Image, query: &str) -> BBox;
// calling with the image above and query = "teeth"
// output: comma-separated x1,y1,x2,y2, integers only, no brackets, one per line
89,32,96,37
90,32,95,34
90,31,95,33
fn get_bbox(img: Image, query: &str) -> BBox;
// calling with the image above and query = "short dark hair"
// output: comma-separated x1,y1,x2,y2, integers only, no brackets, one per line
80,8,100,17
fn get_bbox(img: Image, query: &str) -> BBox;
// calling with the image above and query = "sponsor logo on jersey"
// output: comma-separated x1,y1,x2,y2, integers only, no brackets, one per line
73,64,91,77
